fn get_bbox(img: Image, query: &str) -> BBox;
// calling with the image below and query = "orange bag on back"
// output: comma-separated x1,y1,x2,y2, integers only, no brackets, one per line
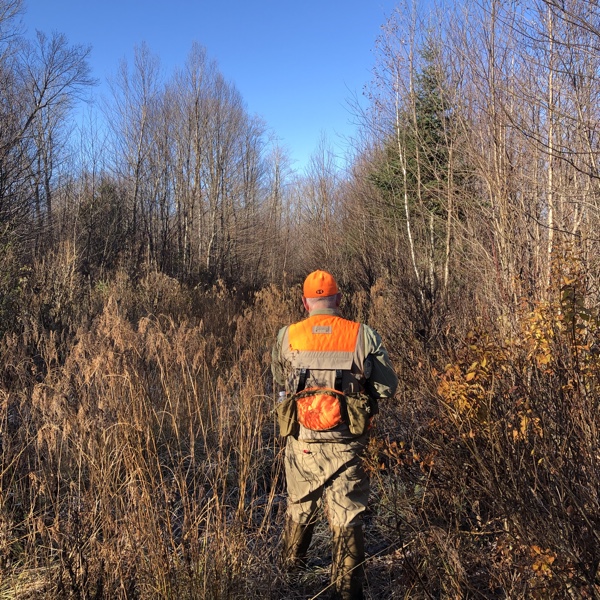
295,388,345,431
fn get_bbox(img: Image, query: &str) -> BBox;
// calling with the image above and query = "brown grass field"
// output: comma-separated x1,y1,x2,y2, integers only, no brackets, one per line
2,250,600,599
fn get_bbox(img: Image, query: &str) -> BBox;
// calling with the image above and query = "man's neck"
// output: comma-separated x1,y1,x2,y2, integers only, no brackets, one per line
308,307,341,317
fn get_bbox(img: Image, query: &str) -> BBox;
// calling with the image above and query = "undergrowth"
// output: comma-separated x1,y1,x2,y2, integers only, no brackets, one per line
1,246,600,598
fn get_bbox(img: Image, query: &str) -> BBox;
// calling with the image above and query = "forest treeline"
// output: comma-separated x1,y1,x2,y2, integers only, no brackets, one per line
2,0,600,597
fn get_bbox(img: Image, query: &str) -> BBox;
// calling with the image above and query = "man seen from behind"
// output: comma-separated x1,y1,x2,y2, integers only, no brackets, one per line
271,270,398,600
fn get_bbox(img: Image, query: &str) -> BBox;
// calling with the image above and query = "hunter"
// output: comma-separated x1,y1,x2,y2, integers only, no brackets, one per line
272,270,398,600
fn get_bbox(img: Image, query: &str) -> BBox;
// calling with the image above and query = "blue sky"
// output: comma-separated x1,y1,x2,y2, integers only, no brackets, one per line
21,0,399,173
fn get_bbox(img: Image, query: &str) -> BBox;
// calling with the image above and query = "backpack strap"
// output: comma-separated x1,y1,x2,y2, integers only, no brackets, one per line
296,368,308,393
334,369,343,393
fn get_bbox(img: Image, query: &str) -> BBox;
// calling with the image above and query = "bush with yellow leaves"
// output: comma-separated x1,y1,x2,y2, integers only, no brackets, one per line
432,246,600,597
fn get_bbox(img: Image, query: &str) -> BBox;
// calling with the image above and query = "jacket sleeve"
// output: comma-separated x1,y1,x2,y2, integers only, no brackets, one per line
271,327,287,388
363,325,398,399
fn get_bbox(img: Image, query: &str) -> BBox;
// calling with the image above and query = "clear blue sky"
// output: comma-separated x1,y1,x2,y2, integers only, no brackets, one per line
21,0,399,172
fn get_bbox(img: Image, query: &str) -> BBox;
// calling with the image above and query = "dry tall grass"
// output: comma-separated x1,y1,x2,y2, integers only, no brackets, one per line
0,260,304,599
2,248,600,598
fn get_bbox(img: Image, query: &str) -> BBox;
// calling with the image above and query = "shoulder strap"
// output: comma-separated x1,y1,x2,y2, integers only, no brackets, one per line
334,369,343,392
296,367,308,392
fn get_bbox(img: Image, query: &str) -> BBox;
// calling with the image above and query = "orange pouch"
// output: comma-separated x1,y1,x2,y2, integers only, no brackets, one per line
295,388,345,431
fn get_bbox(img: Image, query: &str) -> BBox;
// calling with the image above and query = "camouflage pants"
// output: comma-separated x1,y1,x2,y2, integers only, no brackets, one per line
284,434,370,528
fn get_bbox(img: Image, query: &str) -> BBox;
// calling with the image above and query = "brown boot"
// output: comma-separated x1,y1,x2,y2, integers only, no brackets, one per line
331,525,365,600
281,518,316,572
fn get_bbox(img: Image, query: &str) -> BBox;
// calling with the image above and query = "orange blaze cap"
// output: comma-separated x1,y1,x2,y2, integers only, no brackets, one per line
303,270,339,298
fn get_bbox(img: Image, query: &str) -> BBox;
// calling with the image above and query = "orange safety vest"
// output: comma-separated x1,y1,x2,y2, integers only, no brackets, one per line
287,314,361,431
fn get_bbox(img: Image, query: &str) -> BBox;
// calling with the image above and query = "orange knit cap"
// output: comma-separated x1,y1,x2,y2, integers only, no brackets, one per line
303,270,339,298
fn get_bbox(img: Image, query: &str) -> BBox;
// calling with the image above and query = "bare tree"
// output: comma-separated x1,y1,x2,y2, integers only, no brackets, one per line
296,135,343,271
0,9,93,254
169,43,216,280
107,42,161,267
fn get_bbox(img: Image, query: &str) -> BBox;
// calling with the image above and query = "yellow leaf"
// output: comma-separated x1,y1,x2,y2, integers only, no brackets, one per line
537,353,551,365
520,415,529,436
